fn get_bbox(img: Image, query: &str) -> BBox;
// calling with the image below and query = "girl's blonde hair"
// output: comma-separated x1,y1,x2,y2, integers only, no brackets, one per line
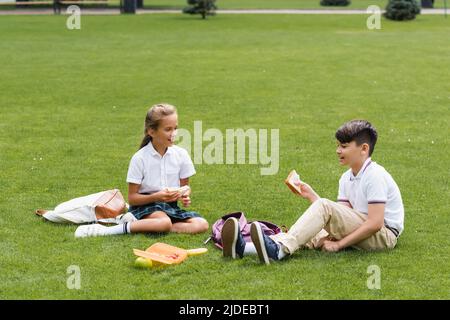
139,103,177,149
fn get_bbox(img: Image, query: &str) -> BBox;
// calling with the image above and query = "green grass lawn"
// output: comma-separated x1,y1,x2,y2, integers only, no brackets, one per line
0,14,449,300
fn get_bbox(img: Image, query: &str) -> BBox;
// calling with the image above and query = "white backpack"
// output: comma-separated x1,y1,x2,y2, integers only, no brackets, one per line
35,189,135,225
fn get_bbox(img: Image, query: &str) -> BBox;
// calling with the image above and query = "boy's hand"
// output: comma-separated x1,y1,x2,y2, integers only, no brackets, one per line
293,181,320,203
321,240,342,252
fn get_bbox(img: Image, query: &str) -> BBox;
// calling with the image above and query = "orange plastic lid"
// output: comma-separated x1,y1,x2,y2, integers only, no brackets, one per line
133,242,188,265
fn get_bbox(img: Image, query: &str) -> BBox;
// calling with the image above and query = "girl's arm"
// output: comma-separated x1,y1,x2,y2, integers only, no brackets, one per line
180,178,190,191
128,183,179,206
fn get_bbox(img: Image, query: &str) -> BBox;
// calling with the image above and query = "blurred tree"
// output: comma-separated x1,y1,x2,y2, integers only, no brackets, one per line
183,0,217,19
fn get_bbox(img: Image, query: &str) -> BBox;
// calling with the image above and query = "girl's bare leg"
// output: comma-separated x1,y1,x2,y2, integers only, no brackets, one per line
130,211,172,233
171,217,209,234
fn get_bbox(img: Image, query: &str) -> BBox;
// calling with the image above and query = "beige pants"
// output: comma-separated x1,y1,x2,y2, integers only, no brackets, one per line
271,198,397,254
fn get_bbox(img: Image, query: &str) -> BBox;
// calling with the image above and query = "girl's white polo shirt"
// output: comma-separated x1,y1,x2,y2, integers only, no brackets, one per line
337,157,404,235
126,142,196,194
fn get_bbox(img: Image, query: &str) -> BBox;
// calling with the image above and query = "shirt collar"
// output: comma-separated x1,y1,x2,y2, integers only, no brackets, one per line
350,157,372,181
146,142,173,157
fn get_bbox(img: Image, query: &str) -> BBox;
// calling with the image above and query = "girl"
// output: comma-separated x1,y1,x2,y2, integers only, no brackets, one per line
75,103,209,238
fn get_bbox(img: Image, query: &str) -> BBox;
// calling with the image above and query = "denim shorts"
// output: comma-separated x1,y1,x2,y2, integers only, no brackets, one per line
129,201,202,222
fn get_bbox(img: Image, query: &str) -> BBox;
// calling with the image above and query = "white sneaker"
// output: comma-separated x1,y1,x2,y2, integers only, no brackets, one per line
115,212,137,224
75,224,108,238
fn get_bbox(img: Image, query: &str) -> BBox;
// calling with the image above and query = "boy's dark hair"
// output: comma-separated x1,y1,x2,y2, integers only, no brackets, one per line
335,120,378,156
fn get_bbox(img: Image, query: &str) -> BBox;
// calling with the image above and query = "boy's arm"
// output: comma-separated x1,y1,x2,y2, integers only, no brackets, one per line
325,203,385,251
293,181,320,203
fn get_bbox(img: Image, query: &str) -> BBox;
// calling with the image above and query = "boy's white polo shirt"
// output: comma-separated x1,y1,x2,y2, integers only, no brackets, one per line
126,142,196,194
337,157,404,235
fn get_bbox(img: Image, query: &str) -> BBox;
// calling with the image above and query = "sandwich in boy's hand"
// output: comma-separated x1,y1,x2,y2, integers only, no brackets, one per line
285,170,303,196
166,185,191,197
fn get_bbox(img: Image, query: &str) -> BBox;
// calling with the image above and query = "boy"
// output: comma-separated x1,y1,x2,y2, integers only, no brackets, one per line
222,120,404,264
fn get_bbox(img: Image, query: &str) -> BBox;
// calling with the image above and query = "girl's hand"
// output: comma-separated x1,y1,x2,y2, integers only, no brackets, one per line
155,189,180,203
293,181,320,203
181,195,191,208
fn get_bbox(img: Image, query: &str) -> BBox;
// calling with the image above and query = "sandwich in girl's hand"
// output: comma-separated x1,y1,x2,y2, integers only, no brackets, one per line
166,185,191,197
